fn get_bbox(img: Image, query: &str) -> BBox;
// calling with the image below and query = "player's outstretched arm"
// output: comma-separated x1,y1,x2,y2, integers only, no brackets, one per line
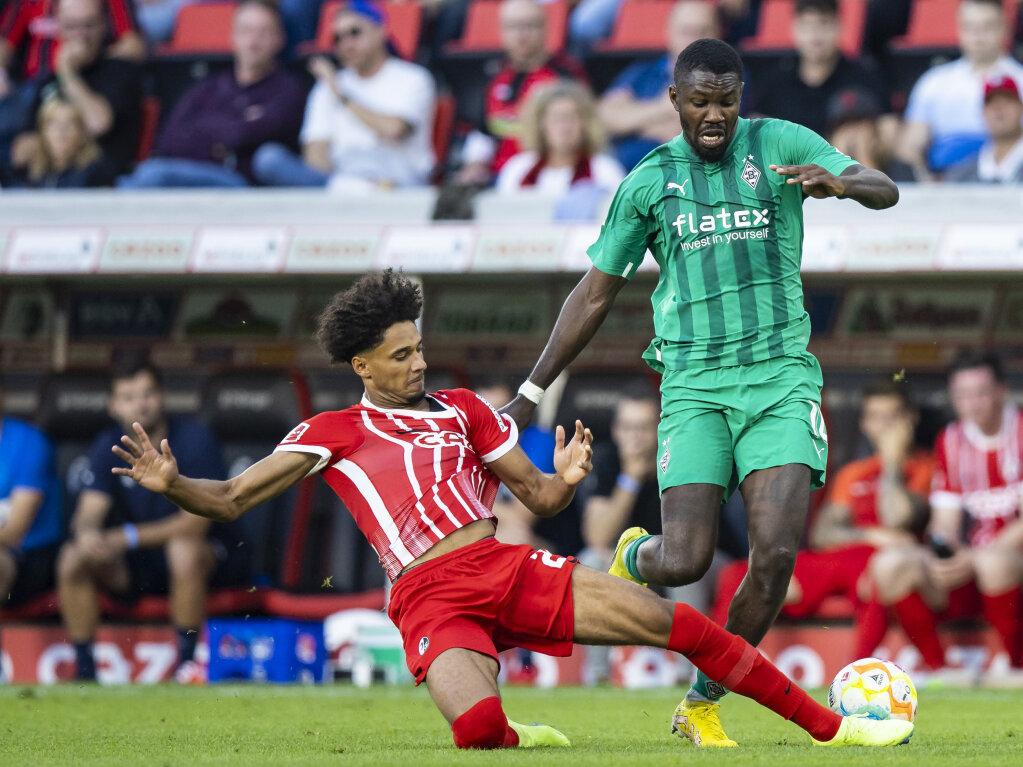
769,163,898,210
486,420,593,517
112,421,317,522
501,267,627,430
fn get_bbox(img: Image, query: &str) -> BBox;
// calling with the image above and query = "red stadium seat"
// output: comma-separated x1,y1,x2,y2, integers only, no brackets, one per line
595,0,676,53
135,96,161,163
890,0,1017,51
307,0,423,61
739,0,866,58
445,0,568,55
157,2,236,55
431,92,457,180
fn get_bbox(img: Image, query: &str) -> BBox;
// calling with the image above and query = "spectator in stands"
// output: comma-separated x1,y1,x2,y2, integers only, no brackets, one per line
118,0,305,188
871,352,1023,683
496,81,624,194
8,0,142,178
252,0,436,191
597,0,722,171
753,0,890,142
2,93,116,188
946,75,1023,182
455,0,587,186
56,361,232,683
0,388,63,679
826,86,917,182
715,381,931,662
896,0,1023,179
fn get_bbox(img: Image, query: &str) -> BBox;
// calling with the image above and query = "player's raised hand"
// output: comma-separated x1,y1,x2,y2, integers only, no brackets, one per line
111,421,179,494
770,164,846,199
554,419,593,486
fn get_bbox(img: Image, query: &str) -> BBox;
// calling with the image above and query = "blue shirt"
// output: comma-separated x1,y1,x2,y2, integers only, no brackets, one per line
84,415,225,524
0,417,62,551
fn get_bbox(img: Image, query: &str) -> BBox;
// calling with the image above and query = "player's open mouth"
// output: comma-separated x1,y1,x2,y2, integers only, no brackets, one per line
698,131,725,148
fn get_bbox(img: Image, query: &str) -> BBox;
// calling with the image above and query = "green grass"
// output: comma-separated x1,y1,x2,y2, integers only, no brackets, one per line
1,684,1021,766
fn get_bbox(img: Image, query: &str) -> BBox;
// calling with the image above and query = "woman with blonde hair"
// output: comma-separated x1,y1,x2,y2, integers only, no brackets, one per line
7,94,116,188
496,80,626,194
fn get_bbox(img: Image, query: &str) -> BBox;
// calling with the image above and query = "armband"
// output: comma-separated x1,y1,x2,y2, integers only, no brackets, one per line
517,380,545,405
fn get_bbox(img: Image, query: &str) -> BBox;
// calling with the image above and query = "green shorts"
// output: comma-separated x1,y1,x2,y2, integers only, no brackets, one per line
656,351,828,498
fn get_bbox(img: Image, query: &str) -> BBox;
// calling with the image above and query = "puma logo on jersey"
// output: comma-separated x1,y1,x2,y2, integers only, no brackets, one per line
667,180,690,195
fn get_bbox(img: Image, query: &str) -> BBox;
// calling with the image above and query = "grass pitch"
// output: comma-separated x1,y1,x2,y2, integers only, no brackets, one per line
1,684,1021,766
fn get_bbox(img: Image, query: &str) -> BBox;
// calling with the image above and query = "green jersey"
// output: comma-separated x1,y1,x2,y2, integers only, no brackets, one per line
588,117,856,372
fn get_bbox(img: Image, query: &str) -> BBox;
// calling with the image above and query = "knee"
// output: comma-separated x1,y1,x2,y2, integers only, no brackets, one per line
166,537,208,581
747,543,799,593
57,542,88,582
870,546,922,602
451,697,510,750
251,142,290,183
974,547,1023,592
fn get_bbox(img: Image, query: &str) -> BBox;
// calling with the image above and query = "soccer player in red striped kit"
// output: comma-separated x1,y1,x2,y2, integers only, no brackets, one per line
110,269,912,749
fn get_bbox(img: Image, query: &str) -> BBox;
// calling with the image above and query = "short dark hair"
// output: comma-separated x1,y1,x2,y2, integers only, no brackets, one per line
111,359,163,390
862,379,913,409
948,349,1006,382
317,269,423,364
795,0,838,16
674,38,743,87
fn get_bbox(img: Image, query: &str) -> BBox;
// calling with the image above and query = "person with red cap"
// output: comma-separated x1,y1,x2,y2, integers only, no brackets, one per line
946,75,1023,183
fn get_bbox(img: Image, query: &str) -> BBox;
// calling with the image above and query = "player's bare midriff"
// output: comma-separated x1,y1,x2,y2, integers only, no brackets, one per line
399,518,497,575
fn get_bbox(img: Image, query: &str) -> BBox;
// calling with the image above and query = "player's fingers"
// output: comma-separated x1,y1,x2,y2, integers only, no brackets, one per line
161,439,173,461
111,467,131,476
111,445,135,465
555,423,566,450
120,434,142,456
583,427,593,445
769,164,800,175
133,421,154,449
574,419,585,441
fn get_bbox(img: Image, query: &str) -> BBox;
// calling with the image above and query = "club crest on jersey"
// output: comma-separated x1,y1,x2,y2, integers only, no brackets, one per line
412,431,470,450
419,636,429,655
659,438,671,473
281,422,310,443
741,155,761,190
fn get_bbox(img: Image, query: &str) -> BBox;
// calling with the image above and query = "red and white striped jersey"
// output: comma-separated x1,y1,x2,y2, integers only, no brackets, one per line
274,389,518,580
931,405,1023,547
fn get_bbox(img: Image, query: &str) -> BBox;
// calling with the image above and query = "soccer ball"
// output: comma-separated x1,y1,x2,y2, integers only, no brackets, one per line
827,657,918,722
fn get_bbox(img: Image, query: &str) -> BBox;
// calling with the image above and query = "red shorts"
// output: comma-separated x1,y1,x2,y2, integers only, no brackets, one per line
938,581,983,620
387,537,577,685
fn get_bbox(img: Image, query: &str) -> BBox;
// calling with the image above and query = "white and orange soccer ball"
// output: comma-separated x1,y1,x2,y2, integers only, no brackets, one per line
828,658,918,722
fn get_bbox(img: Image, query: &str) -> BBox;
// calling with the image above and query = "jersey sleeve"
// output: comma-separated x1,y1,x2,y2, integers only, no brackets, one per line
929,428,962,510
10,427,55,494
905,454,934,497
458,390,519,463
777,120,858,176
586,169,655,280
273,411,355,476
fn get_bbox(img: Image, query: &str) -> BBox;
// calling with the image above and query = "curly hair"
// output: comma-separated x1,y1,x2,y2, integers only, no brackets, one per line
316,269,423,364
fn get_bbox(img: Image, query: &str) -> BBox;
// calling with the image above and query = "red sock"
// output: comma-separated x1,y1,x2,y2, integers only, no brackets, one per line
894,593,944,670
667,602,841,741
982,588,1023,668
853,598,888,660
451,697,518,749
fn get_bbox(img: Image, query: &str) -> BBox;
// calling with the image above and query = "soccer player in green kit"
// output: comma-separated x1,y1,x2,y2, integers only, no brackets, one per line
502,38,899,747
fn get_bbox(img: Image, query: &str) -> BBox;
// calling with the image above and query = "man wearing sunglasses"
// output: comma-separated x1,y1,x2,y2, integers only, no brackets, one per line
252,0,436,191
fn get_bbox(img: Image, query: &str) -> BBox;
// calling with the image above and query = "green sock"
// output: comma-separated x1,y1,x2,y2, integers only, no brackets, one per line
623,535,652,581
689,670,729,702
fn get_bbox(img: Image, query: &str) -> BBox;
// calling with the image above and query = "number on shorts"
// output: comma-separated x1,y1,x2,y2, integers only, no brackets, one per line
809,401,829,443
530,549,569,569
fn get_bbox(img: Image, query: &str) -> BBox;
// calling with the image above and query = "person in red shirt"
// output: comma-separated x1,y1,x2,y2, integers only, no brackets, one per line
110,269,912,750
712,380,931,658
456,0,587,185
0,0,143,85
873,352,1023,682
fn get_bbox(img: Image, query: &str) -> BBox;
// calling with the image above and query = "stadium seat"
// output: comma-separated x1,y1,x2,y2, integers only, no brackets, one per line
890,0,1017,51
739,0,866,58
136,96,161,163
305,0,423,61
198,368,314,588
156,2,236,56
594,0,676,54
444,0,568,55
431,92,457,181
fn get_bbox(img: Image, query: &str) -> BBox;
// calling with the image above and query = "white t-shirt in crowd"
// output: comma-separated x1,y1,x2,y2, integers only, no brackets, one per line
301,57,436,187
905,55,1023,139
495,151,626,194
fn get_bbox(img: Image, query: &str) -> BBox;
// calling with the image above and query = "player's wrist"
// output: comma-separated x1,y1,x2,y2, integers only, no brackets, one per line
615,473,641,494
517,380,545,405
122,523,140,550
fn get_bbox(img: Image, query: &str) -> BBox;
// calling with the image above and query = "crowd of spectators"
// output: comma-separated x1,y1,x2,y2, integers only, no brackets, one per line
0,0,1021,201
